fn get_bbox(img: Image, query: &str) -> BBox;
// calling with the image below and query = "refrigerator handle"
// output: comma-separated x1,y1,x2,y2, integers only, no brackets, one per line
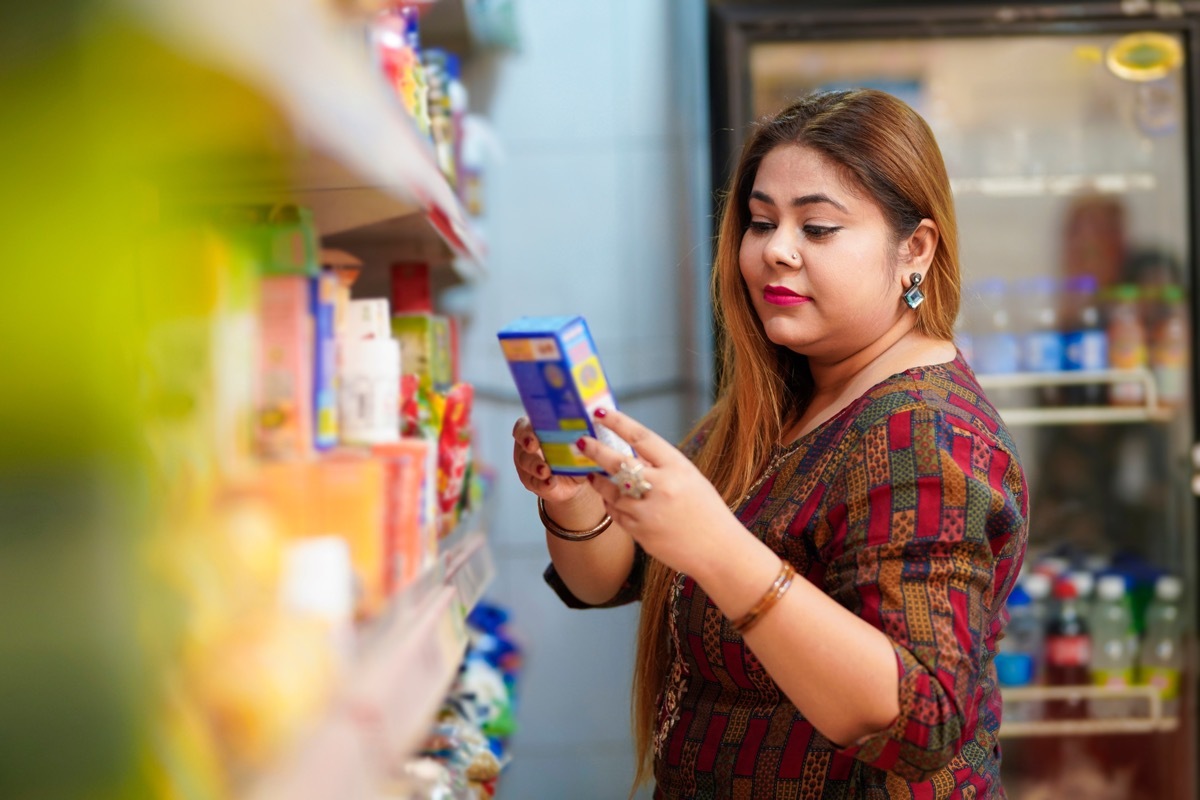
1191,443,1200,495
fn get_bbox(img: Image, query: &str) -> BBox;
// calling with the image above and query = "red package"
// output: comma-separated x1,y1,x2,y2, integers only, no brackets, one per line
436,383,473,533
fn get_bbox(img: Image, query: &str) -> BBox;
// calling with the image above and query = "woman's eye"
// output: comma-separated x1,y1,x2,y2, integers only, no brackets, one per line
804,225,841,239
747,220,775,235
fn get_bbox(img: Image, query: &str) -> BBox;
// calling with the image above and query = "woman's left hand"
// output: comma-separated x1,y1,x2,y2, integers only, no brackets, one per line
578,408,739,576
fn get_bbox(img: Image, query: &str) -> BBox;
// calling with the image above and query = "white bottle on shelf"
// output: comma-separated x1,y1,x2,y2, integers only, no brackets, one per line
1089,574,1136,718
1138,575,1184,718
970,278,1020,375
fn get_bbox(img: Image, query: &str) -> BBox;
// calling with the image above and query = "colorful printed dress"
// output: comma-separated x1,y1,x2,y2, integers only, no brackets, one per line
546,355,1029,799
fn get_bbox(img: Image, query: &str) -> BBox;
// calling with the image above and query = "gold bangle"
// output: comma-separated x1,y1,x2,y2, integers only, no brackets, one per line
731,560,796,634
538,496,613,541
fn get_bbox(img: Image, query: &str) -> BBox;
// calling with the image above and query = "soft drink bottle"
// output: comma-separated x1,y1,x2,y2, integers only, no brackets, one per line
1149,284,1187,409
1061,274,1109,405
1089,575,1136,718
1045,577,1091,719
1138,575,1184,718
1107,283,1149,406
1018,276,1065,403
969,278,1020,375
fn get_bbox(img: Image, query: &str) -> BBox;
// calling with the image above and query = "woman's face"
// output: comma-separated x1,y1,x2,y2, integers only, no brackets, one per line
738,144,911,362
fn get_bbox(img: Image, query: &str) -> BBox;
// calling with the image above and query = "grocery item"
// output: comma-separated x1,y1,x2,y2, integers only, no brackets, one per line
1044,577,1091,719
1089,575,1136,718
256,276,315,459
498,316,632,473
1149,284,1187,408
1106,283,1148,406
1138,575,1184,718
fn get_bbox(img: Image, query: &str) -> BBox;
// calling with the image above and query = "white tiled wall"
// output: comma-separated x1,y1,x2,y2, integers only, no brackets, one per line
454,1,710,797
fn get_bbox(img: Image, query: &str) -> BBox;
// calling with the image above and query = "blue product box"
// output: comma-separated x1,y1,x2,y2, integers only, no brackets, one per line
498,316,632,474
310,273,339,450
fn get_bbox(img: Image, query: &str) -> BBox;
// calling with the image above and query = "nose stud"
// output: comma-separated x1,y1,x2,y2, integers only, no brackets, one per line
790,252,799,261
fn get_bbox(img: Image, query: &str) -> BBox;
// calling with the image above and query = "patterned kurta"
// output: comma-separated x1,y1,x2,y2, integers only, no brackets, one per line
546,355,1029,798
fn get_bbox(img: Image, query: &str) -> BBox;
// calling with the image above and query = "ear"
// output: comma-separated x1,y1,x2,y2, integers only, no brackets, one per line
901,219,939,272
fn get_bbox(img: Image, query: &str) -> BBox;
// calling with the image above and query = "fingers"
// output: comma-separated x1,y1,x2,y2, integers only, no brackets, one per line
590,407,676,468
511,417,551,485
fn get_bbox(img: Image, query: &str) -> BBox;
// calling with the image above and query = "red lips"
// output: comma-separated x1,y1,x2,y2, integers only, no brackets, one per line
763,285,809,306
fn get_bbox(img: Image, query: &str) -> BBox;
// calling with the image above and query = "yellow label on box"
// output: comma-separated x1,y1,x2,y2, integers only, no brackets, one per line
572,356,608,402
558,418,588,431
541,442,595,468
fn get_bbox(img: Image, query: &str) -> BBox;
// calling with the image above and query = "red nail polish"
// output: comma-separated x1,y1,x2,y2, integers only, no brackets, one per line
593,407,607,418
586,473,595,483
523,436,533,447
575,437,587,450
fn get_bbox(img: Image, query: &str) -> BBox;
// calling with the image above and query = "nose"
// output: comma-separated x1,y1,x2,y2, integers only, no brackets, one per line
765,232,800,269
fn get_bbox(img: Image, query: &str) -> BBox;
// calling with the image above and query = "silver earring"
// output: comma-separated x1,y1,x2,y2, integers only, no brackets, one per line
903,272,925,309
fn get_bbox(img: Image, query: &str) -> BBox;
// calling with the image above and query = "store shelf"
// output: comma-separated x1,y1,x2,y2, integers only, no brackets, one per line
951,172,1157,198
977,368,1172,426
126,0,486,272
249,520,494,800
999,685,1179,738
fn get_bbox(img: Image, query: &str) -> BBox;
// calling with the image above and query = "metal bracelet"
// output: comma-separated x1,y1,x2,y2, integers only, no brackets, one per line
538,496,612,541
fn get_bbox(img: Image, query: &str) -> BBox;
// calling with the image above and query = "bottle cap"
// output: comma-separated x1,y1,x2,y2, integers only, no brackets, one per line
1052,577,1078,600
1096,574,1126,600
1067,570,1094,598
1022,572,1051,600
1007,584,1032,607
1156,575,1183,602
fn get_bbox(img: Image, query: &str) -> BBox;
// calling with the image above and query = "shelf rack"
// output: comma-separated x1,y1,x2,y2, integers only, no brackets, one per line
999,684,1179,738
124,0,486,276
950,172,1157,198
249,520,495,800
976,368,1172,426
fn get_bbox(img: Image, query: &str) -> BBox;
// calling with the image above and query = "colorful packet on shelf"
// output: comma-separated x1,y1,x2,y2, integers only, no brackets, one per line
436,383,474,535
497,316,632,474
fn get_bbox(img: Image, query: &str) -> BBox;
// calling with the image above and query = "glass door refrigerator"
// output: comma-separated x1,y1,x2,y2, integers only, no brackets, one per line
710,2,1198,797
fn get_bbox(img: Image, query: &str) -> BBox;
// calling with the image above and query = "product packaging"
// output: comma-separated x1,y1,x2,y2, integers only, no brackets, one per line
393,312,454,394
373,438,434,592
391,262,433,314
497,316,631,473
311,272,339,450
338,337,401,446
256,275,315,459
436,383,474,535
311,454,389,619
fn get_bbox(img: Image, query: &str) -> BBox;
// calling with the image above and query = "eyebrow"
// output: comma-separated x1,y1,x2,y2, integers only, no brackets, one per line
749,190,848,213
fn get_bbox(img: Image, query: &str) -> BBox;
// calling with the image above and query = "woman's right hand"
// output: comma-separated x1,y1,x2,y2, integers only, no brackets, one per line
512,416,592,504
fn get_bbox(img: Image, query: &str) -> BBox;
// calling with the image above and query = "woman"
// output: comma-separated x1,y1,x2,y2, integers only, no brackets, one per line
512,89,1028,798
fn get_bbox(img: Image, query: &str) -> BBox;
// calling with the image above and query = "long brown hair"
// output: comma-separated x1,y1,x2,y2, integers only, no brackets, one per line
630,88,962,788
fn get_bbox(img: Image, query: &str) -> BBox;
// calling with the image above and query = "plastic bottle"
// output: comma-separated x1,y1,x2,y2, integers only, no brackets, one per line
1044,577,1091,719
1067,569,1095,627
1061,274,1109,405
1138,575,1184,718
968,278,1021,374
996,584,1045,722
1107,283,1149,406
1149,284,1187,409
1089,575,1136,718
1017,276,1065,403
